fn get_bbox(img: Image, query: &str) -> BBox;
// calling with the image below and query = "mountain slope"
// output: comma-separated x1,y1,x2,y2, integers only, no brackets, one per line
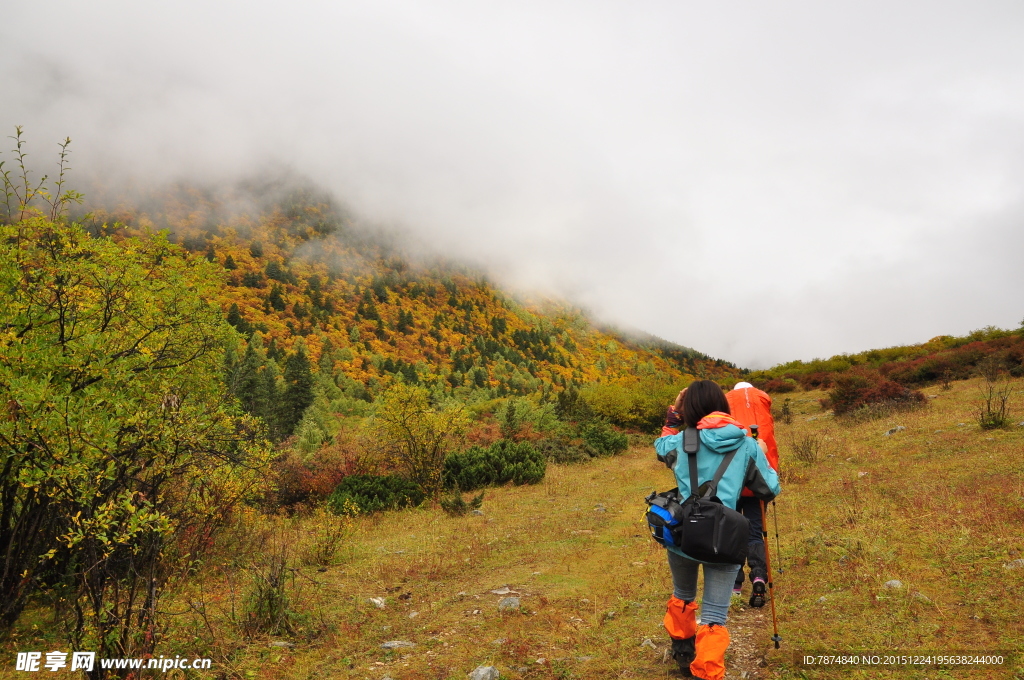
80,182,739,405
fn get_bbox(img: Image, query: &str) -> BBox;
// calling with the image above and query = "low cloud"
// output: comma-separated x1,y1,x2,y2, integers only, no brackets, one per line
3,0,1023,367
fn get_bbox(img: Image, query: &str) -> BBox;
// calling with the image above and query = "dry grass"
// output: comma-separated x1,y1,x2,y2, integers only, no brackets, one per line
2,378,1023,679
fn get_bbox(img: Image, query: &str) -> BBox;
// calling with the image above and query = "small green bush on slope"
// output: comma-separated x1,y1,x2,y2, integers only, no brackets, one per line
327,474,425,514
444,440,546,491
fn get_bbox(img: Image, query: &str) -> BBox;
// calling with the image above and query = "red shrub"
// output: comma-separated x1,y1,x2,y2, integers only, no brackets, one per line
465,420,502,447
829,369,926,415
763,378,797,393
798,371,835,390
273,429,376,508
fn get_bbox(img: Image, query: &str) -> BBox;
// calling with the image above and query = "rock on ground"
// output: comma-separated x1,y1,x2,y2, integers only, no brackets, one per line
497,596,520,611
380,640,415,650
469,666,500,680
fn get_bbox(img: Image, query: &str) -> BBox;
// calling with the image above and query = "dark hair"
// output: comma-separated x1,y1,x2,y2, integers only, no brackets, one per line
682,380,730,428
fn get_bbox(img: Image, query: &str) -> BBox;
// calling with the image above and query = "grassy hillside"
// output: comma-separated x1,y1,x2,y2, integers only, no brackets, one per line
749,326,1023,395
4,376,1018,679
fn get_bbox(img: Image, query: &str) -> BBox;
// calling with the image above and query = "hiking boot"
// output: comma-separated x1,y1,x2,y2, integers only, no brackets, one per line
749,578,766,608
671,636,695,676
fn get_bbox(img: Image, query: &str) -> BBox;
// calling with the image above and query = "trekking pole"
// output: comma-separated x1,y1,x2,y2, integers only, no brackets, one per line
760,500,782,649
772,500,783,574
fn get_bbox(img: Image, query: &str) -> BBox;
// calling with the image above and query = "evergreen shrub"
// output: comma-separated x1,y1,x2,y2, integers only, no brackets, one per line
443,440,546,491
327,475,425,514
533,437,590,464
581,421,629,457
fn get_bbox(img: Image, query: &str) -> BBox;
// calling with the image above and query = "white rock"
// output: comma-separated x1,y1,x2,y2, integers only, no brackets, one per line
883,580,903,589
270,641,294,648
369,597,386,609
490,587,514,595
640,638,657,650
408,611,419,618
1004,559,1024,570
858,471,869,478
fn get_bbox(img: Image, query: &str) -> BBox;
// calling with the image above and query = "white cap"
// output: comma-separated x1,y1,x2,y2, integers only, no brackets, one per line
733,381,754,390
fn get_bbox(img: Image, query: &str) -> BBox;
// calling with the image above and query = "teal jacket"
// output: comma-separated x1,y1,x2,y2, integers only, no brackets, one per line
654,424,781,511
654,424,781,561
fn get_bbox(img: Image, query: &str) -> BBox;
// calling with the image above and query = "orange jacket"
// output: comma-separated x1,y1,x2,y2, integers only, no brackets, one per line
726,385,778,497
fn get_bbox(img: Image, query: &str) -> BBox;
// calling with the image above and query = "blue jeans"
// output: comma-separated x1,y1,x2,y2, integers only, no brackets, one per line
667,550,740,627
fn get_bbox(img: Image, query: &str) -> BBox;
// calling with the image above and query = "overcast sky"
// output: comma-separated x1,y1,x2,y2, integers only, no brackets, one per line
3,1,1023,368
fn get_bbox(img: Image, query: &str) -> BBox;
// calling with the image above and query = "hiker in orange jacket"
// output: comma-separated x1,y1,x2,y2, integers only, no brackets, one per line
725,381,779,607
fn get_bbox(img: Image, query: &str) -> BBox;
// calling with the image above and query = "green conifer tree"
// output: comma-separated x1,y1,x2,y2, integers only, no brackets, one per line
278,341,315,436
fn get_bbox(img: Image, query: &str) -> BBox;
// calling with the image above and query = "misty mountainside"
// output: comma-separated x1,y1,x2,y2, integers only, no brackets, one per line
78,180,738,433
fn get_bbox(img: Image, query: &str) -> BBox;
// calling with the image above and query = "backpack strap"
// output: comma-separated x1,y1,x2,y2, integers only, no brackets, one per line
684,425,739,498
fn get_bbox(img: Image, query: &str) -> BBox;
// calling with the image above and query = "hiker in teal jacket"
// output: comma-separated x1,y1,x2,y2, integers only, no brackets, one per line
654,380,781,680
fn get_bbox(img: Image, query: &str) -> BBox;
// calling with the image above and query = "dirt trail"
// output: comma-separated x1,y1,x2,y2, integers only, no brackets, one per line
723,605,776,679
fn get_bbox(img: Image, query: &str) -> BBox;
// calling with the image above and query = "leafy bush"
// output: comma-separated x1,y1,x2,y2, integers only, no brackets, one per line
367,383,468,499
443,440,546,491
493,397,561,439
0,206,270,651
829,371,926,416
581,421,629,457
579,380,683,433
327,475,425,514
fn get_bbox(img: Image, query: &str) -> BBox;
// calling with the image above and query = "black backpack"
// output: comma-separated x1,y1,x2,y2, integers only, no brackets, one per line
646,427,750,565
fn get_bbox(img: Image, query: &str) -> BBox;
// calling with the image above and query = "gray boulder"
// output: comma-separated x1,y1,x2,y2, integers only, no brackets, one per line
497,597,520,612
469,666,500,680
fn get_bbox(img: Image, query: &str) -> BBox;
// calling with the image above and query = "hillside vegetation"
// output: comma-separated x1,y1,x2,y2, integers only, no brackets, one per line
4,377,1020,680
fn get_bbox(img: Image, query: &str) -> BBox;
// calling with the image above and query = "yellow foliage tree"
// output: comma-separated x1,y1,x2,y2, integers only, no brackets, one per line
366,383,468,499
